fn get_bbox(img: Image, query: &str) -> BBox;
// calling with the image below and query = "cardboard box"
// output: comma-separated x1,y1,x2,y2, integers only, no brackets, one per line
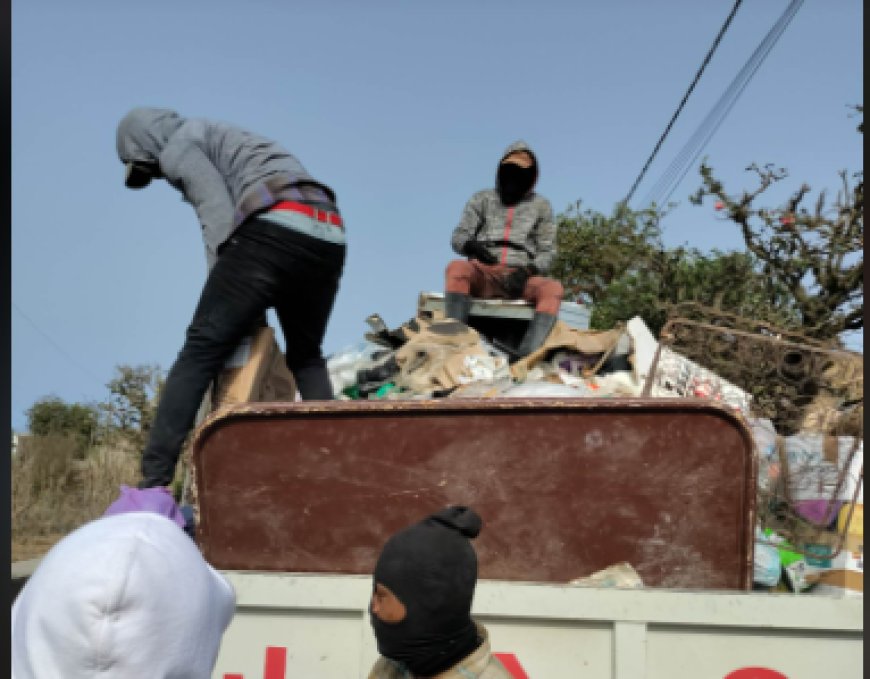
212,327,296,409
809,532,863,597
838,503,863,536
813,560,863,597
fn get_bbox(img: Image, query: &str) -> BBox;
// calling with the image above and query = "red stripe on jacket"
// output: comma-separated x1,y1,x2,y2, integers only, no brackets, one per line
501,207,515,265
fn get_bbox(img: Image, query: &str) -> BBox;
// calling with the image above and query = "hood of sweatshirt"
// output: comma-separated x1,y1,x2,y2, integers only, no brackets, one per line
11,512,236,679
116,107,185,164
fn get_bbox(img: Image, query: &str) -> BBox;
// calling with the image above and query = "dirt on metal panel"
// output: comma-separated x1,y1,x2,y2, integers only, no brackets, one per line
192,399,755,589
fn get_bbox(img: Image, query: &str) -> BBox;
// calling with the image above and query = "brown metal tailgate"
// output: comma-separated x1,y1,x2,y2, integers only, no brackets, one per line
192,398,756,589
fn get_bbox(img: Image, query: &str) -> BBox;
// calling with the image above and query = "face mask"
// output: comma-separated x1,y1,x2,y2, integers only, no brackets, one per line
124,160,162,189
370,602,479,677
370,507,483,676
496,162,536,206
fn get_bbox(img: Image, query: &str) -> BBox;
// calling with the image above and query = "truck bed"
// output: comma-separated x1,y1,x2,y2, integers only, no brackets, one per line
213,571,863,679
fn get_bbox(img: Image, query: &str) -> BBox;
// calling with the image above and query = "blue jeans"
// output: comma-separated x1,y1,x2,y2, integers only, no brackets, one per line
140,214,345,488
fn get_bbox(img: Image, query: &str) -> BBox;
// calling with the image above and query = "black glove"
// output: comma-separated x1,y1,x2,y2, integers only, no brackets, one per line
462,240,498,265
504,265,538,297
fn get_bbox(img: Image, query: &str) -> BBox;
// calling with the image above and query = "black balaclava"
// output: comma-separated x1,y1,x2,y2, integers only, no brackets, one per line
371,506,483,677
495,145,538,206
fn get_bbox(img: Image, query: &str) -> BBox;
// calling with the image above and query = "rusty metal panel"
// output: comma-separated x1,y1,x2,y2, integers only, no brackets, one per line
192,399,756,589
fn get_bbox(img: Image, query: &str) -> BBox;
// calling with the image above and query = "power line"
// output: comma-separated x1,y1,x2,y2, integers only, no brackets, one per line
12,301,106,389
642,0,805,209
623,0,744,206
645,0,804,208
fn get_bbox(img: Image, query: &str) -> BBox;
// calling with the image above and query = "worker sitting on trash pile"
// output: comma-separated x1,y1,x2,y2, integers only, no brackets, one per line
368,506,511,679
445,140,563,357
116,107,345,490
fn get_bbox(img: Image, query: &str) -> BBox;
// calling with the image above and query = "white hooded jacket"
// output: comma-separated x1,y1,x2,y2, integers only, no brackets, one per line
11,512,236,679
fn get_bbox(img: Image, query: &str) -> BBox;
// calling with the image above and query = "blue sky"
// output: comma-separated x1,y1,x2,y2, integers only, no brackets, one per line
11,1,863,431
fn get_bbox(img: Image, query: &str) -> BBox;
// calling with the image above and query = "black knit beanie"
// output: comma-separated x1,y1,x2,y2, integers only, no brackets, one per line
370,506,483,677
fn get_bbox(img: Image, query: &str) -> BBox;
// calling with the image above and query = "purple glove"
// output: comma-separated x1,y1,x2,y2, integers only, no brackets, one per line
104,484,187,529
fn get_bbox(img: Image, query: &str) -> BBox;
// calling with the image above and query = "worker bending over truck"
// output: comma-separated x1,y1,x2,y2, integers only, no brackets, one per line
116,107,345,489
445,141,564,357
368,506,511,679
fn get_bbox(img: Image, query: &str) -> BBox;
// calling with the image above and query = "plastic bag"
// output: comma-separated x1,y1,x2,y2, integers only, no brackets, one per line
570,562,644,589
753,526,782,587
748,417,780,494
501,382,595,398
649,346,753,415
459,353,510,384
591,370,642,397
479,339,512,364
448,377,515,399
550,350,605,377
783,434,863,504
326,341,384,394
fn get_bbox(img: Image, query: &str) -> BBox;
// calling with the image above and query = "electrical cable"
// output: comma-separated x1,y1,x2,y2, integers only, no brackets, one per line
642,37,766,209
12,301,106,388
643,0,804,208
623,0,744,206
657,0,804,207
641,0,805,209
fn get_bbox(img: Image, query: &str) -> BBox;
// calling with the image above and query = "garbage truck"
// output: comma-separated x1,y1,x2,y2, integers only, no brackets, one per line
189,397,862,679
13,299,858,678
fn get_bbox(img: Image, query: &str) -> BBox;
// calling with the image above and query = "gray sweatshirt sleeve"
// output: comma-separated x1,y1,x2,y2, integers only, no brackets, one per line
450,192,486,256
531,200,557,274
158,127,235,270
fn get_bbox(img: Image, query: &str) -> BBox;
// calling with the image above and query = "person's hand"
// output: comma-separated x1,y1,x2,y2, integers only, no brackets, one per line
505,265,538,296
462,241,498,265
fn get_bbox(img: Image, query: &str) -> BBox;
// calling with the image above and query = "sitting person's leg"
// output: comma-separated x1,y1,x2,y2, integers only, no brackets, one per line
445,259,475,322
445,259,507,322
445,259,477,295
523,276,563,315
517,276,564,355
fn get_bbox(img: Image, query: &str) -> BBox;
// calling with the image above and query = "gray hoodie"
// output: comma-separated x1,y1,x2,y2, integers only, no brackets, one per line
450,141,557,273
116,107,335,268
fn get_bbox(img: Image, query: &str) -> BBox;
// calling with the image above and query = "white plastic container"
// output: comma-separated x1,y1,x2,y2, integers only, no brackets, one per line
557,299,592,330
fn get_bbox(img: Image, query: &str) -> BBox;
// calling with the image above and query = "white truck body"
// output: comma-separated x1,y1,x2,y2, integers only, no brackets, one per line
213,571,862,679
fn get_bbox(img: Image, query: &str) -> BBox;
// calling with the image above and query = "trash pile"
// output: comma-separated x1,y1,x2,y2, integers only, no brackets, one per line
327,303,752,412
749,418,863,597
327,294,863,597
569,562,644,589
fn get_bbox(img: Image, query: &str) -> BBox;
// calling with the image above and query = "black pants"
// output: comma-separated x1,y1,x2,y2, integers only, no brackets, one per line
140,215,345,488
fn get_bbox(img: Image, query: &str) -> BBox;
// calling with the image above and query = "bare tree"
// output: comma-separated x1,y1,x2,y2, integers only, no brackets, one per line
689,108,863,342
